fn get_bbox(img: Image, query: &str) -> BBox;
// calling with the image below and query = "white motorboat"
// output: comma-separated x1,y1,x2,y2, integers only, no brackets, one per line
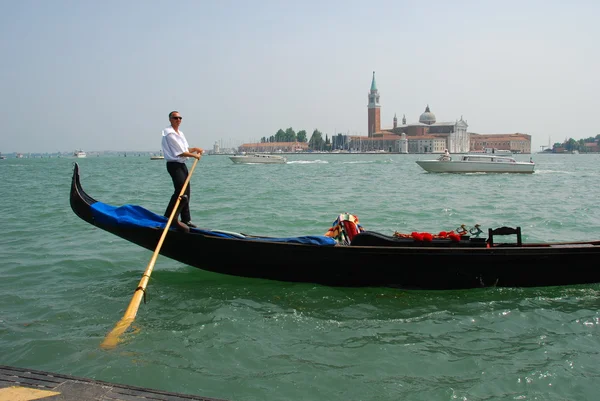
229,153,287,164
150,150,164,160
74,150,87,158
416,154,535,174
469,148,513,156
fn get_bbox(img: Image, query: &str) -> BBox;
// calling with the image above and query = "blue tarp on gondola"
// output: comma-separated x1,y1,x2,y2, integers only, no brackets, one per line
90,202,337,246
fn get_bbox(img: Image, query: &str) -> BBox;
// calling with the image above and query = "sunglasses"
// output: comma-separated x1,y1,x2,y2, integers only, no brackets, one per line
171,116,183,120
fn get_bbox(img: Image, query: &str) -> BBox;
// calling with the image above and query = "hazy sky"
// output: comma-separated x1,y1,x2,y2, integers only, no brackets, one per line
1,0,598,153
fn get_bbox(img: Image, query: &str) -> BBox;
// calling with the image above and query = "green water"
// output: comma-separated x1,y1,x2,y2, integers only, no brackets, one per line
1,153,599,401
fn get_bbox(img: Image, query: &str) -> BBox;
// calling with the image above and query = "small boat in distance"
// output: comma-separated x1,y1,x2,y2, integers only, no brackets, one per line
416,153,535,174
0,152,6,160
150,150,164,160
74,150,87,158
229,153,287,164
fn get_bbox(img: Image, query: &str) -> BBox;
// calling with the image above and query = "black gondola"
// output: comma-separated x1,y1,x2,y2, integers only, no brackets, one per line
70,163,600,290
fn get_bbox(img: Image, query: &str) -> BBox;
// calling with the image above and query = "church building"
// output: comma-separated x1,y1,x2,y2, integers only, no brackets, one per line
363,71,530,154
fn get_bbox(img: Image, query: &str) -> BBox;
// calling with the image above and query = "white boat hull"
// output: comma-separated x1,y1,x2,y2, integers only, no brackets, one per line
229,154,287,164
416,157,535,174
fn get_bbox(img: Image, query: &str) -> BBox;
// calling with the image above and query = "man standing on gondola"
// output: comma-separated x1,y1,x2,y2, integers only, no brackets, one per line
161,110,203,228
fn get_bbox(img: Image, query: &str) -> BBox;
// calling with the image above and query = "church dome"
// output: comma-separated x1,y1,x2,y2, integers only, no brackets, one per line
419,105,436,125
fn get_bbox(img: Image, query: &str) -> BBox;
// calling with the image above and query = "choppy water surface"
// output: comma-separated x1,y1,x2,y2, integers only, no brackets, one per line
1,153,599,401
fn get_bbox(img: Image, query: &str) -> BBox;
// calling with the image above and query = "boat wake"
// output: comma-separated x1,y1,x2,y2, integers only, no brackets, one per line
287,160,329,164
342,159,393,164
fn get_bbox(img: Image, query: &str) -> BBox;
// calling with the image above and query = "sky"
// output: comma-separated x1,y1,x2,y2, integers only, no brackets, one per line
1,0,598,154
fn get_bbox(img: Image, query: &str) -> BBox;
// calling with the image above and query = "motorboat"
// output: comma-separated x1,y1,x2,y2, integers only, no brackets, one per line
74,150,87,158
150,151,164,160
469,148,513,156
416,154,535,174
70,162,600,290
485,148,512,155
229,153,287,164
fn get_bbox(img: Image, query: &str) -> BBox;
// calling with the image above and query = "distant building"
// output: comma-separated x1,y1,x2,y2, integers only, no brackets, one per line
385,105,470,153
367,72,531,153
583,142,600,152
346,133,408,153
367,71,381,136
469,133,531,154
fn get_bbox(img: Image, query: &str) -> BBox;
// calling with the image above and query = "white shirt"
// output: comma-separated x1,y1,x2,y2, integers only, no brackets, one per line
161,126,190,163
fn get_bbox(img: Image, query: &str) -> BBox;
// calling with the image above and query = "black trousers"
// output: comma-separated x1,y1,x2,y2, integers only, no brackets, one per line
165,161,191,222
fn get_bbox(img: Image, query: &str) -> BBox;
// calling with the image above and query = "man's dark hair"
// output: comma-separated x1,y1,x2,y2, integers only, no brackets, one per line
169,111,179,119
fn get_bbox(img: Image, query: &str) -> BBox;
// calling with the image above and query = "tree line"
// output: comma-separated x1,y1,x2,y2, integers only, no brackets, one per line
260,128,343,151
554,134,600,152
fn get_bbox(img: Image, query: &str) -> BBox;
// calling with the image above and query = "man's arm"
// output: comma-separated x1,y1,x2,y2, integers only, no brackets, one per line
179,150,201,160
165,135,202,159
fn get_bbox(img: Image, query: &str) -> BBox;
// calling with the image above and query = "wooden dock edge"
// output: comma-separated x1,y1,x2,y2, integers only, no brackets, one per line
0,365,230,401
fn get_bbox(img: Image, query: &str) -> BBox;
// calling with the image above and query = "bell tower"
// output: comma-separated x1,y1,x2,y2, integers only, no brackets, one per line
367,71,381,137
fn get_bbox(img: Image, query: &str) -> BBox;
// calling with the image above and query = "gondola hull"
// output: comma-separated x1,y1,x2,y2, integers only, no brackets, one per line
70,163,600,290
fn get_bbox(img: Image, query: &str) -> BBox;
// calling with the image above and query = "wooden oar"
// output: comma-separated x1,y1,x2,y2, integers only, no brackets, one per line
100,156,201,350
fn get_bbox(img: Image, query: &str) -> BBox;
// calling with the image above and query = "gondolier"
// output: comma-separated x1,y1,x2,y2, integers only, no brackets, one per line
161,110,203,228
